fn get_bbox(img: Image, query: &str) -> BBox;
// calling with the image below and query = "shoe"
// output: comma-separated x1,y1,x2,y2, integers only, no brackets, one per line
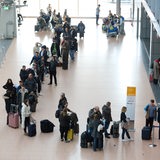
105,135,110,139
61,139,64,141
48,83,52,85
65,140,70,143
24,133,28,136
55,84,57,86
122,139,128,142
129,138,134,141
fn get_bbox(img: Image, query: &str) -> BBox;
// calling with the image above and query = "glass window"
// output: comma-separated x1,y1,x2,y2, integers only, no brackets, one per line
19,0,140,20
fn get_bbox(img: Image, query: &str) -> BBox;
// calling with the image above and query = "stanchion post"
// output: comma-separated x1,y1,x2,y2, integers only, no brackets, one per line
149,125,157,147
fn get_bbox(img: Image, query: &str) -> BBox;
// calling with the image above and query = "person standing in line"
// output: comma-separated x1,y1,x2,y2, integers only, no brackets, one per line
58,93,68,111
48,56,58,86
59,108,71,142
96,4,100,25
102,101,112,138
21,99,31,135
144,99,157,137
120,106,133,141
90,114,103,151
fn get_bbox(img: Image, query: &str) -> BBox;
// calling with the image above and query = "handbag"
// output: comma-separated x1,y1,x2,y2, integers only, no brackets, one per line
121,121,129,129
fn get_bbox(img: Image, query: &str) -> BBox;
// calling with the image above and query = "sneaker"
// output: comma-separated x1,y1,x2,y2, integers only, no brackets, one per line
61,139,64,141
65,140,70,143
129,138,134,141
122,139,128,142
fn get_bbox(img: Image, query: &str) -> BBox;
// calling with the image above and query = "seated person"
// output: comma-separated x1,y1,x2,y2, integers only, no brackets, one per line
37,16,47,30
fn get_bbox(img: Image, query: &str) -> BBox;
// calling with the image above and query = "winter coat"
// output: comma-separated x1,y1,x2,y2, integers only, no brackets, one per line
59,113,70,129
102,105,112,122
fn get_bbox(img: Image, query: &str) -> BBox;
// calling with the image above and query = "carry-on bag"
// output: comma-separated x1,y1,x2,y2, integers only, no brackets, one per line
67,129,74,141
112,121,119,138
28,123,36,137
40,119,55,133
8,112,19,128
142,126,151,140
80,131,88,148
97,133,103,149
73,123,79,134
34,25,40,32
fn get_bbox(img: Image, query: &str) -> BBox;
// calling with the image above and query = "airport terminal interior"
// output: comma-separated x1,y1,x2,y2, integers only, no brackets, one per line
0,0,160,159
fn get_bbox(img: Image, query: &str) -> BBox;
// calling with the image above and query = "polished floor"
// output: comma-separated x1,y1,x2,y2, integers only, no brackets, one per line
0,18,160,160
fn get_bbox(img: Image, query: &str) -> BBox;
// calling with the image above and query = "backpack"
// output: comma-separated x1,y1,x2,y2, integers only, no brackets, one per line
55,109,61,118
28,94,35,105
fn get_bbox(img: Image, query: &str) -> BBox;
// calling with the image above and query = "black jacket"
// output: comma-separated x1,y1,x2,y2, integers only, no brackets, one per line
120,112,127,123
59,113,70,128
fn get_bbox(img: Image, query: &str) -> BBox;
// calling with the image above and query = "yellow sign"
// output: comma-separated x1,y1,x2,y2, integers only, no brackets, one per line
127,87,136,96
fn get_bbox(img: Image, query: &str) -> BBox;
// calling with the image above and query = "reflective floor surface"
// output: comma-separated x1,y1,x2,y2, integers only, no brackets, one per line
0,18,159,160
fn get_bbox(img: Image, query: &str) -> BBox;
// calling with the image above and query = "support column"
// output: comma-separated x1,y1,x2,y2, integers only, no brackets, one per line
116,0,121,16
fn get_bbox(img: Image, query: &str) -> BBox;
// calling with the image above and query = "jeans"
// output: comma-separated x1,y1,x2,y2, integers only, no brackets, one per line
24,117,30,133
93,137,98,151
69,50,75,60
96,15,99,24
104,121,110,137
122,128,130,139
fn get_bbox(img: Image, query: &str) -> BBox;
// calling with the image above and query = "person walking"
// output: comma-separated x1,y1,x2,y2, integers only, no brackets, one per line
120,106,133,141
96,4,100,25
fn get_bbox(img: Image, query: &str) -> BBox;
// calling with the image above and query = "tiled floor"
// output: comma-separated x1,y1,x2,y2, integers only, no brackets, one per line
0,18,160,160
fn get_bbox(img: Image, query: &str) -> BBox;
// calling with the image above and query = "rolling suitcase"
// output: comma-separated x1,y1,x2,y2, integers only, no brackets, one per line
8,113,19,128
97,133,103,150
142,126,151,140
67,129,74,141
35,25,40,32
112,121,119,138
73,123,79,134
80,131,88,148
40,119,55,133
28,123,36,137
62,62,68,70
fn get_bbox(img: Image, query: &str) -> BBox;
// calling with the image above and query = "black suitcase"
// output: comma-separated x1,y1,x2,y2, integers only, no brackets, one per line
28,123,36,137
73,123,79,134
62,62,68,70
112,122,119,138
80,131,88,148
97,133,103,149
142,126,151,140
35,25,40,32
110,125,113,135
40,119,55,133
